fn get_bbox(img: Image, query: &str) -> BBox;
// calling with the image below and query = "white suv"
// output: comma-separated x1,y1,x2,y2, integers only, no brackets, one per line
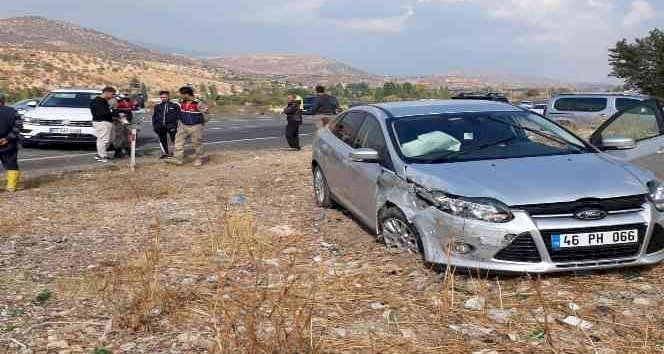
21,89,101,146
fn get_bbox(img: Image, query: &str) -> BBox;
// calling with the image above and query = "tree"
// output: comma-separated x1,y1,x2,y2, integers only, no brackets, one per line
609,28,664,97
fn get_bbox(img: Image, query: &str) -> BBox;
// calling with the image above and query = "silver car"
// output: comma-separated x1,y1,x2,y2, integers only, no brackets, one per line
312,99,664,273
547,93,649,127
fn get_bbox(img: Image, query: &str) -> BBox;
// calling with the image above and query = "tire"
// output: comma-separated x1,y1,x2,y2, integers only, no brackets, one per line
378,207,424,255
313,165,334,208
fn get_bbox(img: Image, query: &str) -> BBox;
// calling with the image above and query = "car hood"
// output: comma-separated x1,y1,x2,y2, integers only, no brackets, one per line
406,153,650,206
25,107,92,121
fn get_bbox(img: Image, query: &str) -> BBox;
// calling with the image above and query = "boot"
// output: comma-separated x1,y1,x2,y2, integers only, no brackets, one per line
6,170,20,192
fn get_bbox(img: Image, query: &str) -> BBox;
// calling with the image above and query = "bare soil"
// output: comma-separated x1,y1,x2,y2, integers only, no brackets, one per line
1,148,663,354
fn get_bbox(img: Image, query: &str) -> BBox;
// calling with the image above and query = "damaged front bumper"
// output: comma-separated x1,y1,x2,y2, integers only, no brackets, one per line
411,203,664,273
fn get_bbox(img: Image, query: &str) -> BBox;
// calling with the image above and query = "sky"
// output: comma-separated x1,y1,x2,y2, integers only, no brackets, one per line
1,0,662,83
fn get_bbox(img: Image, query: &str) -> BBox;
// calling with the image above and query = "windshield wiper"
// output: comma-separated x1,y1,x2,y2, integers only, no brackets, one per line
422,136,521,164
486,115,587,153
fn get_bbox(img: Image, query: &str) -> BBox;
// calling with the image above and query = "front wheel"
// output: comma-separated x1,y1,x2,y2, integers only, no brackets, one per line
379,207,423,255
313,166,334,208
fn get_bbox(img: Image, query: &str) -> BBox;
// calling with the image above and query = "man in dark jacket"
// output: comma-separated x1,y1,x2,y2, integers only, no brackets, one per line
152,90,181,159
311,85,339,127
0,93,22,192
283,94,303,150
90,86,118,162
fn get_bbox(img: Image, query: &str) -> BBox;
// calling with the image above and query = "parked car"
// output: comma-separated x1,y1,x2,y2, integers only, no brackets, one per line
312,99,664,273
547,93,649,127
21,88,144,146
302,96,315,115
12,98,40,116
530,103,548,116
519,100,535,109
452,92,509,103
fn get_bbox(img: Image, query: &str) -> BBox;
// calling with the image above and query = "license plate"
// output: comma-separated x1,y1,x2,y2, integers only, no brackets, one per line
50,128,81,134
551,229,638,250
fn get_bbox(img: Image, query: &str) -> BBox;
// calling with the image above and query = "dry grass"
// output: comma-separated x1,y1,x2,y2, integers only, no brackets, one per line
1,148,664,353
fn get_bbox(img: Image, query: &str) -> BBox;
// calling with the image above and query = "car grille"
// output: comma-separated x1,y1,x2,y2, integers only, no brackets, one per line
28,119,93,127
541,223,646,263
494,233,542,263
646,224,664,254
516,195,646,216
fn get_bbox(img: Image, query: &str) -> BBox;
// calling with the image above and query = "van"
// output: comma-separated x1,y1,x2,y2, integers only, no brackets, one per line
547,93,649,128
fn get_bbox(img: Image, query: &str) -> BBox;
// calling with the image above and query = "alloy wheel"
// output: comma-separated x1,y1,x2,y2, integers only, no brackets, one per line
381,217,420,254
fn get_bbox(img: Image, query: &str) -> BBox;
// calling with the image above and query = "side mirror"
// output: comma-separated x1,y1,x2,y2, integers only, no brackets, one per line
601,136,636,150
27,101,38,108
350,148,380,163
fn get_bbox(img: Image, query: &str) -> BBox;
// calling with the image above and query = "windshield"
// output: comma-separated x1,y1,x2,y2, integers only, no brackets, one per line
392,111,590,164
40,92,99,108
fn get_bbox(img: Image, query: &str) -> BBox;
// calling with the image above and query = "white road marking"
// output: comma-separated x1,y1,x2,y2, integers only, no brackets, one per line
18,133,313,163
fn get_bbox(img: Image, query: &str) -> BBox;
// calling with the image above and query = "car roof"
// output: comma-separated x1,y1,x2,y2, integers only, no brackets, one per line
50,88,101,94
553,92,650,99
369,99,521,118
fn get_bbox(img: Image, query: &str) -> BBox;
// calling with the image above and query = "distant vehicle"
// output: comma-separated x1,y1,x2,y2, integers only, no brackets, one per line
302,96,315,115
452,92,509,103
21,88,144,147
530,103,548,115
312,99,664,273
12,98,40,116
519,100,534,109
547,93,650,127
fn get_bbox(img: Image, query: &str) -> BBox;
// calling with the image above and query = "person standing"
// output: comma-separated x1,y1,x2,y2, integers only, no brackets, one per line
0,93,22,192
168,86,208,166
283,94,302,150
152,90,181,159
90,86,118,162
311,85,339,127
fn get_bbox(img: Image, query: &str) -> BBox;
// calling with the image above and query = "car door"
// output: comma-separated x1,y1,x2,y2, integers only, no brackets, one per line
345,114,394,229
325,111,367,206
590,100,664,177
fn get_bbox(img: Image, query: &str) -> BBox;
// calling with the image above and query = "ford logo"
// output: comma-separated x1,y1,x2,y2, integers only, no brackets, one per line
574,208,607,220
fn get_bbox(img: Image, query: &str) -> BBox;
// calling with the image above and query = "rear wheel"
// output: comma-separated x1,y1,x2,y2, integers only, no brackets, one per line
379,207,423,255
313,165,334,208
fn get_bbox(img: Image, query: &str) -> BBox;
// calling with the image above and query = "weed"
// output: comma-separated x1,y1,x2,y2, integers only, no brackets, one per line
94,348,112,354
34,289,52,305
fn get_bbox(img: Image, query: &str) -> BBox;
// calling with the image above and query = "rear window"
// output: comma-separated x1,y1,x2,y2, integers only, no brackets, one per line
553,97,607,112
615,98,641,111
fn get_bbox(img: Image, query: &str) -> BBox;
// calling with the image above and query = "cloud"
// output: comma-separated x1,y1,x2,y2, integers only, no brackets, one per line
340,6,414,33
623,0,656,26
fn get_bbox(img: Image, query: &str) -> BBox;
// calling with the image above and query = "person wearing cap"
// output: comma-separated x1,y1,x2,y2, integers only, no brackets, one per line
0,92,22,192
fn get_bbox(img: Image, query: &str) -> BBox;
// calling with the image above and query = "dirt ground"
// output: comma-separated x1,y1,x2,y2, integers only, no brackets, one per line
1,148,663,354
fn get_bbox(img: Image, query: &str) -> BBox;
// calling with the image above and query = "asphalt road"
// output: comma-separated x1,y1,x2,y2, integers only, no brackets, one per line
16,116,317,173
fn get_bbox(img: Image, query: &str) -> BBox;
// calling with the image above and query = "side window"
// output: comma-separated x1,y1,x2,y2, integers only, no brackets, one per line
615,98,641,112
601,102,661,142
355,115,393,169
332,111,366,146
554,97,607,112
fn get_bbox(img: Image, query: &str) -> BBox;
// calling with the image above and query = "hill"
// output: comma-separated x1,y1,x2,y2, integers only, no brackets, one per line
0,16,234,95
207,54,378,85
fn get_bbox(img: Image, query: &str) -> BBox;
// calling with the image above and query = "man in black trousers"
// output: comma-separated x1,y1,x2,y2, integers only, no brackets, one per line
152,90,181,159
283,94,303,150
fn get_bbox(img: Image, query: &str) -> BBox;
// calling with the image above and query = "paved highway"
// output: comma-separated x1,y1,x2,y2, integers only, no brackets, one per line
17,116,317,173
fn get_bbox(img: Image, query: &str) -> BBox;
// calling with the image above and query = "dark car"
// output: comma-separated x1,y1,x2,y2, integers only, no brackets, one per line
303,96,315,115
452,92,509,103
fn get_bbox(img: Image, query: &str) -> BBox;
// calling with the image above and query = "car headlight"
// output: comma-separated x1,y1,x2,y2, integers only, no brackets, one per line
22,116,33,123
416,187,514,223
648,180,664,211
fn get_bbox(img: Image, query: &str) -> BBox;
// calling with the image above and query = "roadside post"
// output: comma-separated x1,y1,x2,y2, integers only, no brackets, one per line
130,127,137,172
